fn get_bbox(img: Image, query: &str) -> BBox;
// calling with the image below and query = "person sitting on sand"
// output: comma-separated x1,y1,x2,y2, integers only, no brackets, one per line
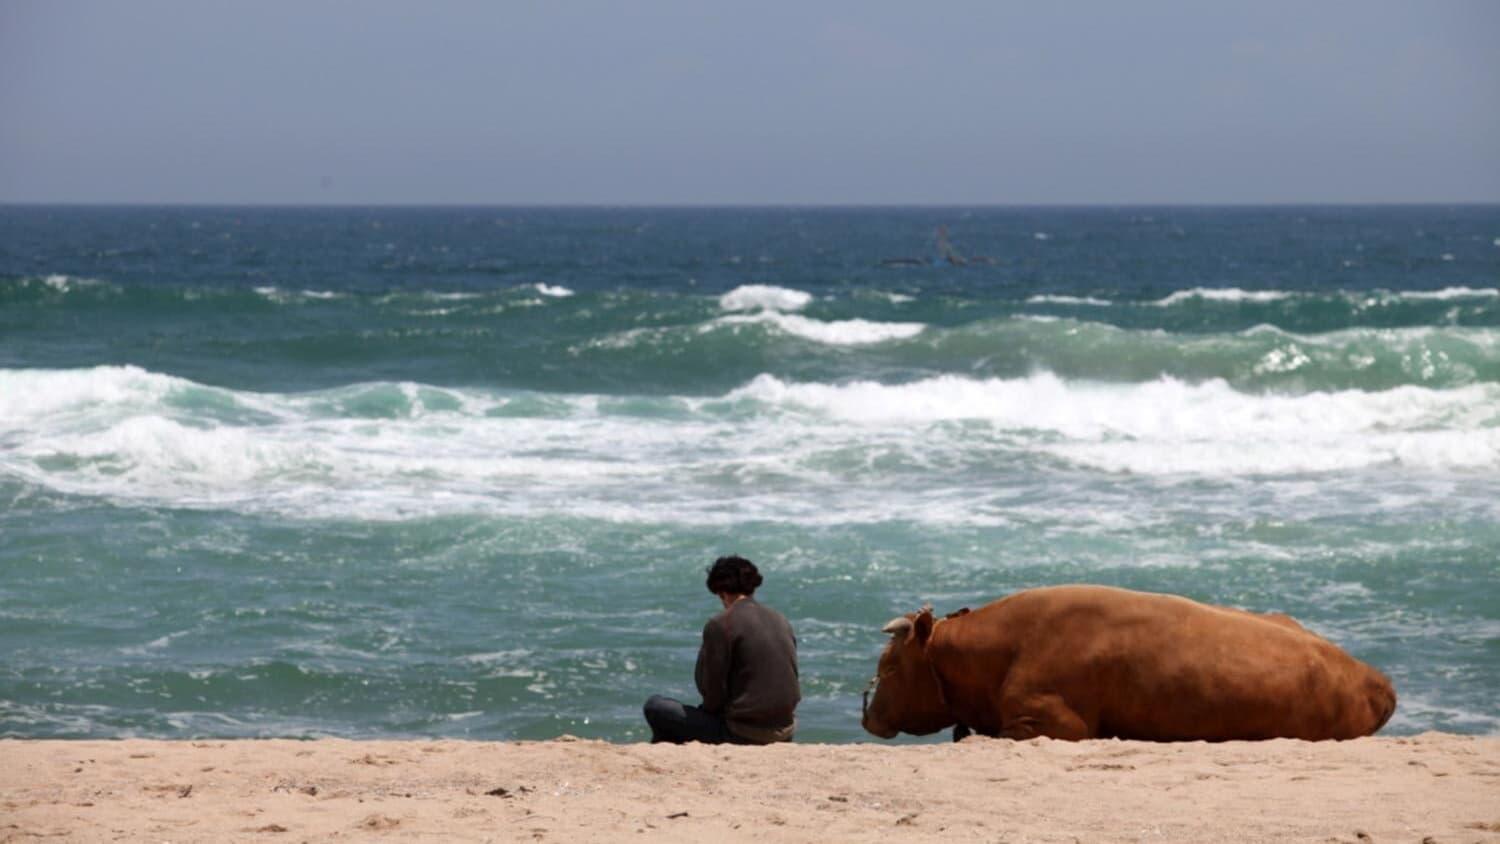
643,555,800,744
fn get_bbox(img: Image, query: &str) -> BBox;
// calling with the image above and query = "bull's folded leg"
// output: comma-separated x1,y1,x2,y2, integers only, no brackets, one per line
998,693,1092,741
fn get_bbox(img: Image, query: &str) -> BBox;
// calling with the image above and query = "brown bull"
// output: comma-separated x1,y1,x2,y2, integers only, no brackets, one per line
861,585,1396,741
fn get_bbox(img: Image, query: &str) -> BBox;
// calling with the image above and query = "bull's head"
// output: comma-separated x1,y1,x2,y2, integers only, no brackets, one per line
861,605,955,738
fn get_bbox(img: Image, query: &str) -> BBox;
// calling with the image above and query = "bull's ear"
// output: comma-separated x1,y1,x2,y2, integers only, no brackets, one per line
913,608,934,645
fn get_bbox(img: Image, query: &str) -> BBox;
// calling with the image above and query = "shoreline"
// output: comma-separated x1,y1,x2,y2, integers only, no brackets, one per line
3,733,1497,842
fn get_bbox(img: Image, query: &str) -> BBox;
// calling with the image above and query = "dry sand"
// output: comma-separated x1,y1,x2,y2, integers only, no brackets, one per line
2,733,1497,842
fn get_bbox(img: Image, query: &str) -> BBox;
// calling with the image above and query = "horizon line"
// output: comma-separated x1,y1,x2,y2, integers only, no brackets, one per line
4,200,1500,210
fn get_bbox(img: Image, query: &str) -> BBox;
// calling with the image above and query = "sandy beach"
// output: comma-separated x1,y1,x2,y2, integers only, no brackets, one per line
2,734,1496,842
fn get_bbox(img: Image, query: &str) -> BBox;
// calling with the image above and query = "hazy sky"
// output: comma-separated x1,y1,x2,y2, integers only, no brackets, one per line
2,1,1497,204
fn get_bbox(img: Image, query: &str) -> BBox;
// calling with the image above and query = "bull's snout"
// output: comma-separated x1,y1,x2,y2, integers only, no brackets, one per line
860,675,899,738
861,711,899,739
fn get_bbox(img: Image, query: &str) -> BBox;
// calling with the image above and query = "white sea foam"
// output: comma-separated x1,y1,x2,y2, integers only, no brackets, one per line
458,649,534,666
1152,288,1294,306
1150,286,1499,306
377,291,484,305
120,629,195,655
14,273,105,293
1026,294,1112,306
3,366,1497,525
0,365,182,420
588,311,927,350
0,701,114,733
253,287,345,303
1051,430,1500,476
718,284,813,312
732,373,1500,440
1385,695,1500,734
534,283,574,297
725,372,1500,473
711,312,924,345
1395,286,1499,300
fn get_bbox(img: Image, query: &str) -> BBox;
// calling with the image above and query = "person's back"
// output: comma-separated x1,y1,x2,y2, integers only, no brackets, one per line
644,555,800,744
695,595,799,743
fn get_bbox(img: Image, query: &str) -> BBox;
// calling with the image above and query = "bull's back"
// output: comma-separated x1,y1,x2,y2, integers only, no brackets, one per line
946,585,1395,741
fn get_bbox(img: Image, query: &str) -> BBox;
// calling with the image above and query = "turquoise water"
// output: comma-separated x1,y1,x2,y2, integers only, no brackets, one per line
2,205,1497,742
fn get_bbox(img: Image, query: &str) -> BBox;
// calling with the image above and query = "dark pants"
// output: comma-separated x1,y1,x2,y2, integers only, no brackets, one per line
643,695,750,745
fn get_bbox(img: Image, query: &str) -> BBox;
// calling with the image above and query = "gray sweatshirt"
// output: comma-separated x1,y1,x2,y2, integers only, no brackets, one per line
694,598,800,743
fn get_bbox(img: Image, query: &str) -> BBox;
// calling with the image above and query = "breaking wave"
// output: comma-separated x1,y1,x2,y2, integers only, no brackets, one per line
718,284,814,312
709,312,925,345
3,366,1495,524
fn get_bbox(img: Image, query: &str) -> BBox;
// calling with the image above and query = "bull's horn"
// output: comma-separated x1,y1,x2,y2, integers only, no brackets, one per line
882,616,913,636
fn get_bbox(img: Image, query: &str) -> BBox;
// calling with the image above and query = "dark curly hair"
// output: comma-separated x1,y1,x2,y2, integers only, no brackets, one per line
705,555,762,596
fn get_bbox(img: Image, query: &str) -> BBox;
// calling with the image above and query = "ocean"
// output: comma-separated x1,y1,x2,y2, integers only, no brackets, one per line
2,205,1497,743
